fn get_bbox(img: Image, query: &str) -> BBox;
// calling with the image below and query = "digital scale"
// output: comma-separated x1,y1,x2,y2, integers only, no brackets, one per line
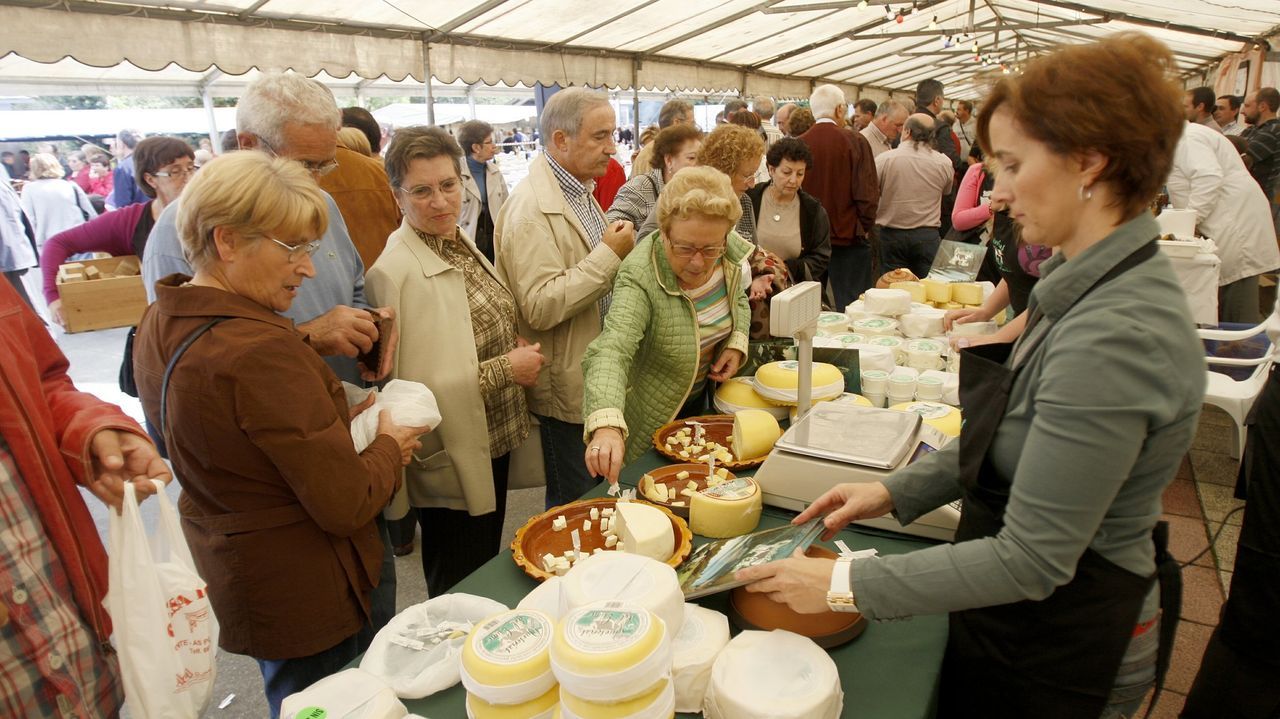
751,282,960,542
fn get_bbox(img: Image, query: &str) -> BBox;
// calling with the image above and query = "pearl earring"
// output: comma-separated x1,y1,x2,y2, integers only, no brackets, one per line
1078,184,1093,202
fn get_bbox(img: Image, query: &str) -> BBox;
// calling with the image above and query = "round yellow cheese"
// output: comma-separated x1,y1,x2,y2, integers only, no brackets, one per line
889,401,963,438
713,377,788,420
690,476,763,538
551,601,670,704
730,410,781,460
559,678,674,719
466,683,560,719
788,393,872,422
754,361,843,390
461,609,557,705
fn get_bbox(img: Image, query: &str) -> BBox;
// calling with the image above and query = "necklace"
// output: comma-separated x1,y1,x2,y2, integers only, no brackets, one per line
769,186,796,221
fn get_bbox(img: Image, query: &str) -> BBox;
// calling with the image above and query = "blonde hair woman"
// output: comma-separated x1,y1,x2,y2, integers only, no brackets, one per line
132,151,426,718
582,166,752,482
19,152,97,250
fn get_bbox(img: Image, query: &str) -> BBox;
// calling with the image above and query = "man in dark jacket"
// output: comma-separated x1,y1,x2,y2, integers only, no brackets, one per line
915,79,965,237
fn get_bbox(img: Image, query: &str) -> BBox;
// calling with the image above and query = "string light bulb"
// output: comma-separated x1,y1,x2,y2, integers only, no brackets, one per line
896,12,905,23
857,0,867,10
929,15,938,30
972,40,980,53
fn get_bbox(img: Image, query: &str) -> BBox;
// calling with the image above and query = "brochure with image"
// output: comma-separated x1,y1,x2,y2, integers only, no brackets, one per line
676,518,825,599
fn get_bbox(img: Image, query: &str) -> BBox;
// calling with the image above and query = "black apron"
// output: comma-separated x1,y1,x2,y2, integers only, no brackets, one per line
938,241,1177,719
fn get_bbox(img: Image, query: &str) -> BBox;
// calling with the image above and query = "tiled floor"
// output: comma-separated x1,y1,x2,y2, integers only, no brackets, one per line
1136,404,1245,717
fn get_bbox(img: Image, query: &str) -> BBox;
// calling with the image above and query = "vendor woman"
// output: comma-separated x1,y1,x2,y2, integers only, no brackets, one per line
582,166,752,483
738,33,1204,719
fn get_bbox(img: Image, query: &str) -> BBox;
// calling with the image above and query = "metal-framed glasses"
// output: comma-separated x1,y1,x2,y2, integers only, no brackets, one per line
267,236,323,262
666,239,726,260
256,137,340,177
151,165,198,178
398,179,462,202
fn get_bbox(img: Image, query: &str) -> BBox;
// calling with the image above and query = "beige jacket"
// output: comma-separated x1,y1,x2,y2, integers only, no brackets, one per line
494,154,622,424
366,221,529,516
460,159,509,242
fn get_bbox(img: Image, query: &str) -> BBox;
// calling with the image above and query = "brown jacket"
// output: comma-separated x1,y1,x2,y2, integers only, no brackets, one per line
799,120,880,246
319,146,401,271
133,276,401,660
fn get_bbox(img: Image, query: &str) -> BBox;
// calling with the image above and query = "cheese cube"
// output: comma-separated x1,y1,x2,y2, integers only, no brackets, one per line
671,501,686,507
593,548,604,555
681,488,696,498
675,470,690,480
605,535,618,548
600,518,610,533
685,481,697,492
716,468,730,478
590,507,600,521
552,516,568,532
602,508,614,517
583,520,592,532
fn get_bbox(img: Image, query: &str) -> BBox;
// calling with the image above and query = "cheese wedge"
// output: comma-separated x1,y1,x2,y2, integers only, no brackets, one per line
612,501,674,562
731,410,782,461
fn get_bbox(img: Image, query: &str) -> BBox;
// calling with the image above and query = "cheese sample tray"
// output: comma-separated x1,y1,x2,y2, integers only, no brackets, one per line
637,463,738,519
651,414,766,470
510,498,692,581
729,545,868,649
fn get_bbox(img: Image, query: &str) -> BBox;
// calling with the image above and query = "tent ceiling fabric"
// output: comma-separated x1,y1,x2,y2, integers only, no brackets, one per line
0,0,1277,97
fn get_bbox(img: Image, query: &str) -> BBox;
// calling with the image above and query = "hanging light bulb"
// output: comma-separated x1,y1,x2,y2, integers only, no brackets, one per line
972,40,980,53
895,12,905,23
943,35,953,48
885,5,895,20
911,2,920,15
857,0,868,9
929,15,938,30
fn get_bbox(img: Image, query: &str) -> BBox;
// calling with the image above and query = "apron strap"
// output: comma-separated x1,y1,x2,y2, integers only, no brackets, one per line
1147,520,1182,718
159,317,229,434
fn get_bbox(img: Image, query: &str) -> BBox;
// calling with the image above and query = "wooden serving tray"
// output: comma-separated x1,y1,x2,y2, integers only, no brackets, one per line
637,463,737,519
651,414,766,470
510,498,693,582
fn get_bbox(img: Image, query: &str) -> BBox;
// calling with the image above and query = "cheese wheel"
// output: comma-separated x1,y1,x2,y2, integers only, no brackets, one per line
561,551,684,638
890,280,927,304
461,609,558,705
703,630,842,719
689,477,763,538
951,282,983,305
921,278,952,304
466,683,560,719
753,361,843,390
816,311,849,332
559,678,675,719
551,601,671,704
863,288,913,316
899,309,945,338
611,501,676,563
671,604,730,713
517,576,565,621
848,317,899,337
889,401,963,437
730,410,781,460
713,377,788,420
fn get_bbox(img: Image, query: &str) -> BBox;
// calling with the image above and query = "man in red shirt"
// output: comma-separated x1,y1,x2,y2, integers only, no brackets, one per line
799,84,880,310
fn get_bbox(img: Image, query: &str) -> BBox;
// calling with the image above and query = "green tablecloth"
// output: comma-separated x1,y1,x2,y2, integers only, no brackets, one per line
392,450,948,718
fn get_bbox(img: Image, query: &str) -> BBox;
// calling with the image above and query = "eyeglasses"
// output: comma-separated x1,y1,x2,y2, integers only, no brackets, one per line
152,165,198,178
666,239,726,260
257,137,340,177
398,179,462,202
267,236,323,262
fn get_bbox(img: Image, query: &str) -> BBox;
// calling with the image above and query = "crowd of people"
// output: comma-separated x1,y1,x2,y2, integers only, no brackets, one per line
2,28,1279,719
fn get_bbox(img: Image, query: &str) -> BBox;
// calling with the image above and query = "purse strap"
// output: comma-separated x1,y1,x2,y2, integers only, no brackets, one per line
159,318,229,433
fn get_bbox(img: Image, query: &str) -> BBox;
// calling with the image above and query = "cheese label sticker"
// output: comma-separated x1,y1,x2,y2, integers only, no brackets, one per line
475,612,552,664
830,333,862,345
777,360,800,372
700,478,757,500
904,402,952,420
818,312,847,325
870,336,901,347
854,318,891,329
906,339,944,353
674,611,705,647
565,606,650,654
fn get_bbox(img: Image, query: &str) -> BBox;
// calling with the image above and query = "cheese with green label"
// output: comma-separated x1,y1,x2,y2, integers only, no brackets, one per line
460,609,557,705
731,410,781,461
559,677,675,719
551,601,671,704
561,551,684,637
612,501,674,562
689,477,762,538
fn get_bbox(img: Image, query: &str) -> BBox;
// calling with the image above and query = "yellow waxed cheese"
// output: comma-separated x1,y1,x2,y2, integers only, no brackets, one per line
461,609,557,705
731,410,782,461
714,376,775,409
559,678,674,719
951,282,983,305
467,683,560,719
690,477,763,538
889,401,963,438
922,278,952,304
890,280,927,304
753,361,843,391
551,601,671,704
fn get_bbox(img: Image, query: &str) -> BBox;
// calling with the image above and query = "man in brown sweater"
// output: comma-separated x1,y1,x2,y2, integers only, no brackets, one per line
799,83,880,310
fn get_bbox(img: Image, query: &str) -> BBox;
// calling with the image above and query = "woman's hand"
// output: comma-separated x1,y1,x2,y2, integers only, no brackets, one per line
48,299,65,328
708,348,744,383
375,407,430,466
793,482,894,541
749,274,775,302
86,429,172,512
735,548,836,614
585,427,625,485
942,305,992,332
507,340,546,387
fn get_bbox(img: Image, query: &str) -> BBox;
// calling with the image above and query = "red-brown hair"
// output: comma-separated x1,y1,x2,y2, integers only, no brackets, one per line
976,32,1184,219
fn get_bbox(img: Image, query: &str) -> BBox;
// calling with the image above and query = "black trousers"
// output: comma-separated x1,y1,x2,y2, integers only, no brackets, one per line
416,453,510,596
1182,368,1280,719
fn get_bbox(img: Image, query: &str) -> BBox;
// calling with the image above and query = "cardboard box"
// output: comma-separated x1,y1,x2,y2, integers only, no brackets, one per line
56,255,148,333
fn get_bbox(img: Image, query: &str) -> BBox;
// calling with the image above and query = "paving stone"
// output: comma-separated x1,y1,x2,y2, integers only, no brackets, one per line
1207,521,1240,571
1136,689,1186,719
1191,420,1234,454
1161,513,1214,568
1165,621,1213,695
1188,450,1241,487
1178,565,1225,626
1196,481,1245,526
1161,480,1202,519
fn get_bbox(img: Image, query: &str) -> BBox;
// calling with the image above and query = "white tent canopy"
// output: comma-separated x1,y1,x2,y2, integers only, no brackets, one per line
2,1,1277,101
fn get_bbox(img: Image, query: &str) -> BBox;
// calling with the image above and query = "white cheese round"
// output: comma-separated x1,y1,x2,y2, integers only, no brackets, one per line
559,677,675,719
703,630,842,719
551,601,672,704
561,551,684,638
671,604,730,713
466,683,559,719
864,288,913,316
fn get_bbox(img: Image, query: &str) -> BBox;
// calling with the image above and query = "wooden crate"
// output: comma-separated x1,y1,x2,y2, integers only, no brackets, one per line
56,255,147,333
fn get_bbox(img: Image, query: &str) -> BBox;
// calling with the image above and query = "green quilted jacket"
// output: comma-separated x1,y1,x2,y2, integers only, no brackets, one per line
582,229,753,463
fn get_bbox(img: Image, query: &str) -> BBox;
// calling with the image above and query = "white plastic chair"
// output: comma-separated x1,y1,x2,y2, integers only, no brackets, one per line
1199,322,1275,459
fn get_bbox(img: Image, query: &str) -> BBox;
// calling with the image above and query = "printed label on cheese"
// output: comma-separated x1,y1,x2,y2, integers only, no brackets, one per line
776,360,800,373
869,336,901,347
699,478,758,501
906,339,944,353
818,312,848,326
475,613,552,664
675,613,705,645
853,318,892,329
903,402,951,419
564,605,650,655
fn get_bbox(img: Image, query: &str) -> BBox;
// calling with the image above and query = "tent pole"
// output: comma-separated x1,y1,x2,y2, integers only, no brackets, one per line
198,69,222,153
632,58,641,151
468,83,478,120
424,38,436,126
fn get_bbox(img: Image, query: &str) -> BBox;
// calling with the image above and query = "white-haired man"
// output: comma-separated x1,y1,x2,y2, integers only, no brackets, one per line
874,114,954,279
799,83,880,309
754,96,783,146
862,99,910,158
494,88,635,509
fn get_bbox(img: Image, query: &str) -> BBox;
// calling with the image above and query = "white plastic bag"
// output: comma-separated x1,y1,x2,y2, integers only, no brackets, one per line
359,593,508,699
280,668,407,719
349,379,443,453
106,480,219,718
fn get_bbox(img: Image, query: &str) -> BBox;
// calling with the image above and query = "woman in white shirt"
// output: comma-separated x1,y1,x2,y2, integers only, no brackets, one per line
19,153,96,250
